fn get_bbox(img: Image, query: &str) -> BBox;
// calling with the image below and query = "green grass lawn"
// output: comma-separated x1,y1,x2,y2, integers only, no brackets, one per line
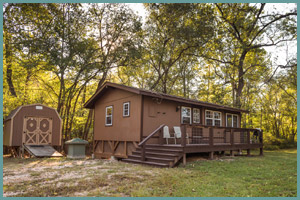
3,148,297,197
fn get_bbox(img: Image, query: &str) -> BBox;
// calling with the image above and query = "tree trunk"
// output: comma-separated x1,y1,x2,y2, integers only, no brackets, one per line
5,40,17,97
23,69,32,104
83,76,108,140
235,50,248,108
183,71,186,97
57,76,65,114
3,4,17,97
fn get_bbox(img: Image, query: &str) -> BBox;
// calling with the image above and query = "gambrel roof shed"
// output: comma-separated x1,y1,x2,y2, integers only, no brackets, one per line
3,104,62,147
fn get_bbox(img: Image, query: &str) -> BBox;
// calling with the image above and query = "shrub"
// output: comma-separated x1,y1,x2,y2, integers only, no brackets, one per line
263,133,296,150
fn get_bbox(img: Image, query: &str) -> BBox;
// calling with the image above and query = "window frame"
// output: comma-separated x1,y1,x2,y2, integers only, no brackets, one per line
193,108,200,124
205,110,222,126
226,113,239,128
105,106,113,126
181,106,192,124
123,102,130,117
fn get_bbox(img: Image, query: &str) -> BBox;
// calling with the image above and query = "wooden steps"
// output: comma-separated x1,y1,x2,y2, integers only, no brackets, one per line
122,144,183,168
122,159,170,167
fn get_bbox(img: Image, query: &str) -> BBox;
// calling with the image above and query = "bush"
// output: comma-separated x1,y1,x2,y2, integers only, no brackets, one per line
263,145,280,150
263,133,296,150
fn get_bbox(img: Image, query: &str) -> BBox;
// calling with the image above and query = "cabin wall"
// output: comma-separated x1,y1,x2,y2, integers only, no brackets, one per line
3,120,12,146
12,105,61,146
93,88,141,158
94,88,141,141
142,97,181,142
142,97,242,144
203,108,241,128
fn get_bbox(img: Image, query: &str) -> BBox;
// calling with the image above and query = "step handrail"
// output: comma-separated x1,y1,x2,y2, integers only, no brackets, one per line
138,124,165,161
138,124,165,146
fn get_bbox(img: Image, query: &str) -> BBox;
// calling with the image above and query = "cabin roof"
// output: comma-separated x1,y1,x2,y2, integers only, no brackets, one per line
84,82,249,113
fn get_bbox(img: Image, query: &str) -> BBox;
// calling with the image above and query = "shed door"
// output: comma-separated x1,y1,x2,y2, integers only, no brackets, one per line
23,117,53,145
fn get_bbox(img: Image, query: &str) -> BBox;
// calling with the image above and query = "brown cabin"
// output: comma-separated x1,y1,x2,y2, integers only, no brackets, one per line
84,82,263,167
3,104,62,150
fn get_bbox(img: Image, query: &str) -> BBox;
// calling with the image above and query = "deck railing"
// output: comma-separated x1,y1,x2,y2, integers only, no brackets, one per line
138,124,263,161
180,125,263,147
138,124,165,161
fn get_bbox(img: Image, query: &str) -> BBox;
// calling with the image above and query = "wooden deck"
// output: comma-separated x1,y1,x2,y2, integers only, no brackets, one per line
122,124,263,167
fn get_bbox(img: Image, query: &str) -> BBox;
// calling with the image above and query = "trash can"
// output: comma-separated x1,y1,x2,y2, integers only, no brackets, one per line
65,138,88,159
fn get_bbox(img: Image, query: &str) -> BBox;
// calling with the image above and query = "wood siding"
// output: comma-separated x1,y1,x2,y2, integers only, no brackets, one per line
93,88,142,141
142,97,180,142
7,105,62,146
3,119,12,146
142,97,242,141
93,88,141,158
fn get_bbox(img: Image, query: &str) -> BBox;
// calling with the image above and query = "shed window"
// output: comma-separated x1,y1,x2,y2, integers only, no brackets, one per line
105,106,113,126
123,102,130,117
205,110,222,126
226,114,238,128
193,108,200,123
181,107,191,124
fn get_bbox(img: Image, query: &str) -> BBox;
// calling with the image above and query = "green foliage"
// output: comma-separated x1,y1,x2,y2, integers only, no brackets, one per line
3,3,297,145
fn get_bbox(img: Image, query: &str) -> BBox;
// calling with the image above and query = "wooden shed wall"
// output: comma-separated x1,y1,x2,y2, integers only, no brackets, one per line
93,88,142,158
142,97,242,142
11,105,61,146
3,119,12,146
93,88,142,141
142,97,181,141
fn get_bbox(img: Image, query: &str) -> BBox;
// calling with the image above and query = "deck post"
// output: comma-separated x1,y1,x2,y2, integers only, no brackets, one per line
183,153,186,166
247,149,251,156
159,129,164,145
230,129,234,145
209,152,214,160
209,127,214,147
260,130,264,156
230,129,234,156
181,125,187,147
260,148,264,156
141,144,146,161
247,130,251,144
230,150,234,156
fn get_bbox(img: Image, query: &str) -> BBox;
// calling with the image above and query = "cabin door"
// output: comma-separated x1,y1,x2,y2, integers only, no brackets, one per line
23,117,53,145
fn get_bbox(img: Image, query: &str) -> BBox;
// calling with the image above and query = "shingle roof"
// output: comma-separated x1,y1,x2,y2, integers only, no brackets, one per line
4,104,61,122
84,82,249,113
4,106,21,121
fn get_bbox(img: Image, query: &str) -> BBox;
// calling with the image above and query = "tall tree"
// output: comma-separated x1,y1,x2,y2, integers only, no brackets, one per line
141,3,216,93
201,3,297,108
81,3,143,139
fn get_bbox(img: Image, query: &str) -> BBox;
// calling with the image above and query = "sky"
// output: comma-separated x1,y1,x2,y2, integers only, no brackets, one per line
127,3,297,67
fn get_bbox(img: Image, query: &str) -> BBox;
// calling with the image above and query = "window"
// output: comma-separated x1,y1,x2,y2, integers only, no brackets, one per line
226,114,238,128
123,102,130,117
105,106,113,126
181,107,191,124
205,110,222,126
193,108,200,123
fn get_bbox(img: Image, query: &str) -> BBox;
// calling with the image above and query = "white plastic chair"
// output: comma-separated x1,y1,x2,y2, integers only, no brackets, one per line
163,126,176,144
173,126,189,144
